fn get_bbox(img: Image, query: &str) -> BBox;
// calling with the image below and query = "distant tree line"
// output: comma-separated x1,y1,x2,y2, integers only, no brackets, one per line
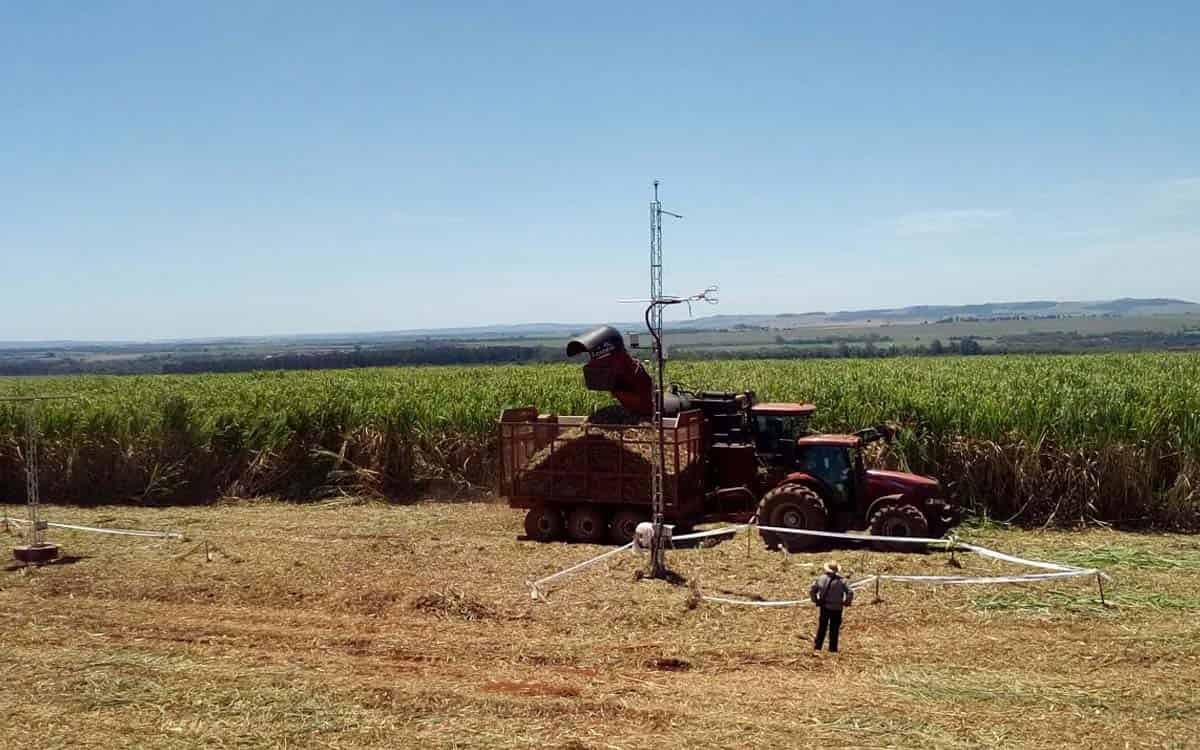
994,329,1200,353
674,337,984,361
159,345,562,373
772,332,892,346
1,328,1197,376
0,345,560,376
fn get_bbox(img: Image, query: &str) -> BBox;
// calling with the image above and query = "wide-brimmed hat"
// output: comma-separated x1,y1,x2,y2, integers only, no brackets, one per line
823,561,840,574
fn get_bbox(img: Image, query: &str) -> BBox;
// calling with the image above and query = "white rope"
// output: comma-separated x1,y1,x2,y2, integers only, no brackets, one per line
1,516,184,540
871,569,1101,584
700,569,1104,607
680,524,1111,578
756,523,955,547
528,542,634,598
528,521,1113,605
701,575,877,607
958,542,1079,573
671,524,750,542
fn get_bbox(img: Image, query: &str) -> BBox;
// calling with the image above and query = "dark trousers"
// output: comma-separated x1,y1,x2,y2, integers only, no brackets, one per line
814,607,842,652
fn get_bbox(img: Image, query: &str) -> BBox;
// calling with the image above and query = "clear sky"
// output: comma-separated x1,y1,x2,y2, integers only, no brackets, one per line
2,2,1198,341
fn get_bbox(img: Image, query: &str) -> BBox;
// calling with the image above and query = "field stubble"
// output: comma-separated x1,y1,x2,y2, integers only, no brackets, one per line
1,501,1198,749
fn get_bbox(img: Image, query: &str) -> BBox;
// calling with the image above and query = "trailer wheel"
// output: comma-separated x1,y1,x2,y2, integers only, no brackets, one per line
757,484,827,552
868,504,929,551
524,505,565,542
609,509,644,545
567,507,608,544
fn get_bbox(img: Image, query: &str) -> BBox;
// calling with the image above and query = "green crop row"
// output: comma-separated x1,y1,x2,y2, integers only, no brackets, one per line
1,353,1197,526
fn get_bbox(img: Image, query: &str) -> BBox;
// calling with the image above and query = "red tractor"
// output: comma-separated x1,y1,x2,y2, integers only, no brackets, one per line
755,427,960,551
499,326,962,549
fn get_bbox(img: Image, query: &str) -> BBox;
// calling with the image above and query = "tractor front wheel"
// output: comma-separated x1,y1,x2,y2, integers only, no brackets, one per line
757,484,827,552
925,499,962,538
524,505,565,542
868,504,929,551
567,507,608,544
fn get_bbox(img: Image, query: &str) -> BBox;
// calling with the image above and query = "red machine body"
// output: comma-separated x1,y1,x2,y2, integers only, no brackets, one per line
502,326,962,549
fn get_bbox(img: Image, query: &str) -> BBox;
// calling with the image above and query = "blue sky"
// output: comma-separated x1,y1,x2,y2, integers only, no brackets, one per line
2,2,1197,340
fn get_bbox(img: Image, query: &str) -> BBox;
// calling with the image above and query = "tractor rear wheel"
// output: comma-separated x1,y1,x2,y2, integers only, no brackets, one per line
524,505,565,542
757,484,827,552
868,504,929,551
567,507,608,544
609,509,645,545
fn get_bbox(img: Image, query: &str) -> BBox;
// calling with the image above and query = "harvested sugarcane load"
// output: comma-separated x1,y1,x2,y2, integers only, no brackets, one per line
502,409,704,545
518,423,704,504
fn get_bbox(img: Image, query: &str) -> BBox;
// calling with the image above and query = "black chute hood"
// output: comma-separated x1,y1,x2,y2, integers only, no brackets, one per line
566,325,654,416
566,326,625,358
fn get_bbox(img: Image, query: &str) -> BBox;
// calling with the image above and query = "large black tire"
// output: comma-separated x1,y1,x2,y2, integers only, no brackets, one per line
524,505,565,542
925,499,962,538
868,504,929,551
609,509,645,545
567,506,608,544
757,484,827,552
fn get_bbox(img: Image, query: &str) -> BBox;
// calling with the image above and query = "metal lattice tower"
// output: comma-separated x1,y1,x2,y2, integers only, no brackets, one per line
649,180,682,340
3,395,71,561
623,182,714,577
647,181,681,575
650,181,662,335
24,404,41,546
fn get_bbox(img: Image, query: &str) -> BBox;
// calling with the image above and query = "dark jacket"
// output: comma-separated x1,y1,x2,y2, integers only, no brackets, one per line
810,572,854,611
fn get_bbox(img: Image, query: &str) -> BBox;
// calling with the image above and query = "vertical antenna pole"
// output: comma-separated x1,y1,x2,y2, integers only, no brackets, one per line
25,404,41,548
648,180,666,578
653,316,667,577
641,182,687,580
650,180,663,338
4,395,69,564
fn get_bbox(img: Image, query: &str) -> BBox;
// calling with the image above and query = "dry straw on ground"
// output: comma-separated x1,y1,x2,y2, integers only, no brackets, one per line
2,500,1198,748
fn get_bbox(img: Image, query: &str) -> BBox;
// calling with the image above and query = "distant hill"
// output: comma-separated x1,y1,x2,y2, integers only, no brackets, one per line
1,298,1195,349
405,297,1199,337
657,298,1200,332
820,298,1200,324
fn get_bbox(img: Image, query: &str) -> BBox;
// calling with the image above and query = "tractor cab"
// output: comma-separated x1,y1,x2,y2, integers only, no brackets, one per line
793,434,863,511
750,403,817,465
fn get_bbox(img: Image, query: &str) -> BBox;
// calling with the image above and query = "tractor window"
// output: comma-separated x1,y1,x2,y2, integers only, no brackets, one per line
753,415,804,463
798,446,853,506
755,415,803,441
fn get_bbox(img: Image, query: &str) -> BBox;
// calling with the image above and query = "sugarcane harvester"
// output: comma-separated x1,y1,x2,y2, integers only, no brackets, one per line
499,326,962,551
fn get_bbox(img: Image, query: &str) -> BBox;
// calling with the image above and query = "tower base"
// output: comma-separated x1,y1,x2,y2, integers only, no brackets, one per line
13,543,60,565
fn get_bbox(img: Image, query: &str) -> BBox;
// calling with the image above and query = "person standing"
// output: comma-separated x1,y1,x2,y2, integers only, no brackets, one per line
810,561,853,654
